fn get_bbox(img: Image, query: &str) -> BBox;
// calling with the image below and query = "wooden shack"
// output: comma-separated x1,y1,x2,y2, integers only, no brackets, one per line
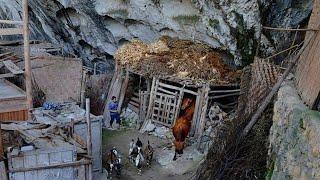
104,37,241,137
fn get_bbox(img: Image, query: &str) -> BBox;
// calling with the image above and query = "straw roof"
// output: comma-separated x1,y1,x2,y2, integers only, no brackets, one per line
115,36,241,85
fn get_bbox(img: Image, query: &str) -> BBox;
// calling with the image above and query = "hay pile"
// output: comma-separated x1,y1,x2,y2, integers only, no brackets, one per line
115,36,240,84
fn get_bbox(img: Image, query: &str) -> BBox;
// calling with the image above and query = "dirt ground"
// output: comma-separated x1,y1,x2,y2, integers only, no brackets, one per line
102,128,195,180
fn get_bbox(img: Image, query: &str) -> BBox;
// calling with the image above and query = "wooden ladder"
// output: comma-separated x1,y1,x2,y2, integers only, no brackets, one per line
0,0,33,113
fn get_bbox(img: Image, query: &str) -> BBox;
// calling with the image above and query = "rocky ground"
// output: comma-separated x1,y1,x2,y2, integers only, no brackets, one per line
102,128,203,180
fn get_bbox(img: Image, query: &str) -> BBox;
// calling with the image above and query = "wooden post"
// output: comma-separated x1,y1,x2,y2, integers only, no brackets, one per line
85,98,93,180
140,77,156,132
197,84,210,149
0,122,3,161
172,87,184,126
93,63,97,75
22,0,33,119
117,68,130,113
103,64,123,126
80,69,87,108
190,88,201,136
0,161,7,180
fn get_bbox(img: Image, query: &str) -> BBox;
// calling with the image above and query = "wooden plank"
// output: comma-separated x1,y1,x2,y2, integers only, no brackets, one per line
3,60,24,74
131,97,140,103
295,0,320,107
22,0,33,120
0,52,14,58
129,100,139,108
140,78,156,132
86,98,93,180
197,84,210,148
128,103,139,113
118,69,130,111
103,65,123,124
158,81,198,95
0,73,15,79
190,88,201,136
157,87,176,95
0,28,23,36
173,89,184,125
0,161,7,180
209,92,240,99
0,124,3,160
8,160,91,173
0,20,23,25
209,89,240,94
155,92,176,99
155,94,163,122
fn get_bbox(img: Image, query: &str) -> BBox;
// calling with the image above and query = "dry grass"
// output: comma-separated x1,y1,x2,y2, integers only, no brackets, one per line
115,36,241,84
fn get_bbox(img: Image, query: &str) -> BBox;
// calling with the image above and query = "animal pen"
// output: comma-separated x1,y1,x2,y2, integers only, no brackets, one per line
105,37,241,138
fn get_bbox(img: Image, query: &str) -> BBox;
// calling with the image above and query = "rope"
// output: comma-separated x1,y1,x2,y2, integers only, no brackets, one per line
263,26,319,32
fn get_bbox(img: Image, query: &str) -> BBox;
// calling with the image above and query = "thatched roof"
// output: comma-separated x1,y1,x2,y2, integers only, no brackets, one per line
115,36,241,86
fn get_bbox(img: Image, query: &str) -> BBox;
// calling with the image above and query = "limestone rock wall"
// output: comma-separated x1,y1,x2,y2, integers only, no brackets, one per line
269,80,320,179
0,0,313,70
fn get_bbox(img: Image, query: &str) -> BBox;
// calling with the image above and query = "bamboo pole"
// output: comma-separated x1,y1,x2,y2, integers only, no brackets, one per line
22,0,33,120
265,44,301,60
262,26,319,32
0,123,3,161
241,28,317,138
86,98,93,180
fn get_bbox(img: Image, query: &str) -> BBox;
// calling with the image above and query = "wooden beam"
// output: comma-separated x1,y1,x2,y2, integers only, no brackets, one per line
0,28,23,36
0,161,7,180
0,20,23,25
209,92,241,99
158,81,198,95
22,0,33,120
118,68,129,112
140,77,156,132
3,60,24,74
190,88,201,136
197,84,210,149
86,98,93,180
0,122,3,161
0,73,15,79
7,160,91,173
209,89,240,94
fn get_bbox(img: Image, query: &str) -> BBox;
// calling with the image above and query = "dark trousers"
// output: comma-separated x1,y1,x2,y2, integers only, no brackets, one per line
110,113,120,126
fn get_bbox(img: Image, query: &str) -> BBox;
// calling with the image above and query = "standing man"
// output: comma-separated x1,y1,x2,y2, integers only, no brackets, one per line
108,96,121,129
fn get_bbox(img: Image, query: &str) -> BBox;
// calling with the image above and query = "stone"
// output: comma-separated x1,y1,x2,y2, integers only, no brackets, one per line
269,80,320,180
144,122,156,132
0,0,309,68
152,126,170,139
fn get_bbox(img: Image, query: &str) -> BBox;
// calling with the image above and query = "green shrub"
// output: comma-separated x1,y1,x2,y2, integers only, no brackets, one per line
172,15,200,25
107,9,128,18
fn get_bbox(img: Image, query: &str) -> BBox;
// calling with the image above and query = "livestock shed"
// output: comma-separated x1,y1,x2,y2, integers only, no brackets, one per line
105,37,242,138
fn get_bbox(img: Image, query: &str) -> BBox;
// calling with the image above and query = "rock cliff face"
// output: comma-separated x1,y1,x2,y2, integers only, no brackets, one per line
268,79,320,179
0,0,313,71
